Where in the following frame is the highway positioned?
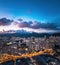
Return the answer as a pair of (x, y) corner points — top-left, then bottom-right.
(0, 49), (54, 64)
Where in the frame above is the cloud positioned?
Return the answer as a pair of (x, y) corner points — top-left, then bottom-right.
(0, 18), (60, 31)
(15, 19), (58, 30)
(0, 18), (13, 26)
(31, 22), (57, 30)
(18, 21), (30, 28)
(30, 21), (41, 29)
(18, 18), (23, 21)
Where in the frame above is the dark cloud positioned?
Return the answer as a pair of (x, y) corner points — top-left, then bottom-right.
(42, 23), (57, 30)
(0, 18), (13, 25)
(30, 21), (40, 29)
(17, 19), (58, 30)
(30, 22), (57, 30)
(0, 18), (59, 30)
(18, 18), (23, 21)
(18, 21), (30, 28)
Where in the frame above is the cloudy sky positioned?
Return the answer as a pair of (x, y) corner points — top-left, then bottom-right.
(0, 0), (60, 33)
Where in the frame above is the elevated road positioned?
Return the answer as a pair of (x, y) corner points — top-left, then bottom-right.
(0, 49), (54, 64)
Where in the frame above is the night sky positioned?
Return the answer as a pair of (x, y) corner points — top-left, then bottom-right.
(0, 0), (60, 33)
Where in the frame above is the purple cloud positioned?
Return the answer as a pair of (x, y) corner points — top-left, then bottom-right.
(0, 18), (13, 25)
(18, 21), (30, 28)
(0, 18), (59, 30)
(17, 19), (58, 30)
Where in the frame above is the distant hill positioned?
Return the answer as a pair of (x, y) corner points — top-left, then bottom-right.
(0, 31), (60, 37)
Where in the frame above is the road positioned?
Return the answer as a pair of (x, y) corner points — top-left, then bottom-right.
(0, 49), (54, 64)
